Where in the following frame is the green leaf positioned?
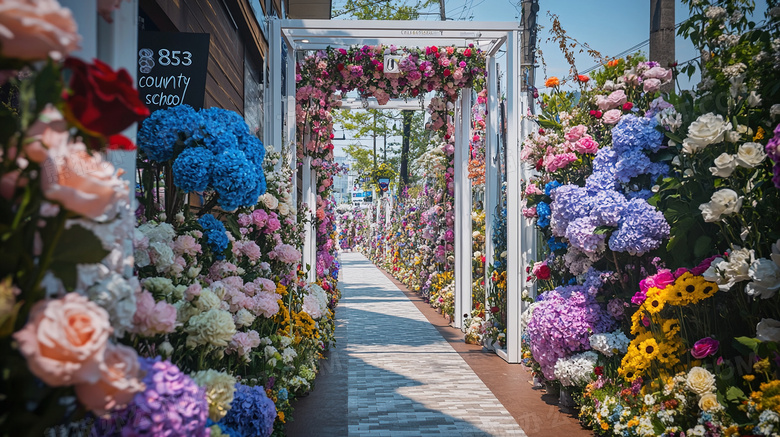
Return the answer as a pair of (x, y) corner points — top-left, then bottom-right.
(733, 336), (761, 355)
(225, 214), (240, 236)
(664, 131), (684, 144)
(593, 225), (614, 235)
(693, 235), (713, 259)
(725, 386), (746, 403)
(49, 225), (109, 290)
(538, 118), (562, 130)
(33, 61), (62, 114)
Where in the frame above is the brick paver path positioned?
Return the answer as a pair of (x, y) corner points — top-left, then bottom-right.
(337, 252), (526, 436)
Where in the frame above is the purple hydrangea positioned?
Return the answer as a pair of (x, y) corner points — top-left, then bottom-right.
(614, 149), (654, 183)
(585, 171), (618, 194)
(565, 216), (606, 254)
(218, 383), (277, 437)
(592, 147), (618, 175)
(583, 268), (612, 296)
(611, 115), (664, 154)
(550, 185), (592, 237)
(527, 286), (616, 380)
(91, 357), (210, 437)
(608, 198), (670, 255)
(590, 189), (627, 227)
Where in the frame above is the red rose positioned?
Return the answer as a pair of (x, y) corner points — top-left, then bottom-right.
(594, 366), (603, 376)
(490, 306), (500, 313)
(63, 58), (149, 138)
(444, 69), (451, 77)
(622, 102), (634, 111)
(535, 264), (551, 280)
(107, 134), (136, 151)
(464, 48), (472, 57)
(337, 63), (344, 71)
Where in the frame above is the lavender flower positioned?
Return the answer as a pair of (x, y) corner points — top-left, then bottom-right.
(590, 189), (627, 227)
(565, 217), (606, 254)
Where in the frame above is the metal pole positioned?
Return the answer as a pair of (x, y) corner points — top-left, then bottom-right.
(650, 0), (675, 92)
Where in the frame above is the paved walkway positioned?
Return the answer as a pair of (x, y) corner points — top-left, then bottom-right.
(288, 252), (527, 436)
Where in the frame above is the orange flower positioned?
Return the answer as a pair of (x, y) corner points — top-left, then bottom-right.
(577, 74), (590, 83)
(544, 76), (560, 87)
(607, 59), (620, 68)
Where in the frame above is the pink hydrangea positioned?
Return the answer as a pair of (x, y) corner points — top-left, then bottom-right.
(132, 290), (177, 336)
(227, 330), (261, 360)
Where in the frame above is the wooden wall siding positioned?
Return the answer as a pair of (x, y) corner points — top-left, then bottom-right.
(152, 0), (245, 114)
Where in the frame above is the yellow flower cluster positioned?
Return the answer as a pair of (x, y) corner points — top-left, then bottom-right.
(619, 273), (718, 380)
(276, 283), (288, 296)
(292, 310), (318, 343)
(274, 300), (291, 329)
(750, 380), (780, 414)
(493, 270), (507, 290)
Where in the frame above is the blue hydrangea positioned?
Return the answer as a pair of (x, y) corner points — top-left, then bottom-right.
(211, 149), (262, 211)
(585, 171), (618, 194)
(611, 115), (664, 154)
(544, 180), (562, 196)
(198, 214), (229, 258)
(138, 104), (201, 161)
(172, 147), (213, 192)
(536, 201), (551, 228)
(590, 189), (627, 227)
(625, 189), (654, 200)
(217, 383), (276, 437)
(547, 236), (567, 252)
(592, 147), (618, 175)
(608, 198), (670, 256)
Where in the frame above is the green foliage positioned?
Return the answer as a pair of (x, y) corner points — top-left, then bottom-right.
(333, 0), (437, 20)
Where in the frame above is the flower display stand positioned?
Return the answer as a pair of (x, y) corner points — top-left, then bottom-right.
(559, 388), (576, 408)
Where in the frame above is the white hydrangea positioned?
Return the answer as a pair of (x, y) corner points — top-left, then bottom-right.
(553, 351), (599, 387)
(589, 331), (630, 357)
(282, 347), (298, 364)
(302, 283), (329, 319)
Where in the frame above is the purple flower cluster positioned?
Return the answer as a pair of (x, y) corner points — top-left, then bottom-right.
(91, 358), (210, 437)
(590, 190), (627, 227)
(550, 185), (592, 237)
(217, 383), (276, 437)
(565, 217), (606, 254)
(527, 286), (616, 379)
(608, 198), (670, 255)
(611, 115), (664, 154)
(582, 267), (612, 296)
(766, 123), (780, 188)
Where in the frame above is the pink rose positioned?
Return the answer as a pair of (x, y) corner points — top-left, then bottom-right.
(74, 343), (142, 414)
(595, 95), (611, 111)
(574, 135), (599, 154)
(564, 125), (588, 142)
(0, 0), (80, 61)
(240, 240), (262, 262)
(605, 90), (627, 109)
(639, 269), (675, 294)
(41, 141), (125, 219)
(264, 214), (281, 233)
(251, 208), (268, 228)
(602, 109), (622, 125)
(522, 206), (538, 218)
(643, 78), (661, 94)
(23, 104), (68, 163)
(543, 153), (577, 172)
(13, 293), (112, 386)
(691, 337), (719, 359)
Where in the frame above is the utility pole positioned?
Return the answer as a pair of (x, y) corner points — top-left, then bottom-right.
(438, 0), (446, 21)
(372, 111), (377, 167)
(650, 0), (675, 92)
(521, 0), (539, 110)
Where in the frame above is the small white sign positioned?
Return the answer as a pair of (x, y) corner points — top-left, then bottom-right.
(384, 55), (402, 73)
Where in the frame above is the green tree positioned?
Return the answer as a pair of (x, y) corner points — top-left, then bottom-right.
(333, 0), (437, 20)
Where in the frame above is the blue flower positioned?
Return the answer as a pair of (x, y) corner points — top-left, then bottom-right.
(218, 383), (276, 437)
(611, 115), (664, 154)
(198, 214), (229, 258)
(544, 180), (562, 196)
(590, 189), (627, 227)
(211, 149), (264, 211)
(585, 171), (618, 194)
(536, 201), (551, 228)
(173, 147), (213, 192)
(547, 236), (567, 252)
(138, 105), (201, 162)
(565, 216), (606, 254)
(608, 198), (670, 256)
(550, 185), (592, 237)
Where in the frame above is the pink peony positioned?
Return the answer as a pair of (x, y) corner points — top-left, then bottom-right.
(173, 234), (201, 256)
(227, 330), (261, 359)
(0, 0), (81, 61)
(602, 109), (622, 125)
(643, 66), (672, 82)
(132, 290), (177, 336)
(273, 243), (301, 264)
(240, 240), (262, 262)
(74, 343), (142, 415)
(253, 293), (281, 318)
(13, 293), (111, 386)
(574, 135), (599, 154)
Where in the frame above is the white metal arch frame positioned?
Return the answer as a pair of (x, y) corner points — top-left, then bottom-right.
(267, 18), (530, 362)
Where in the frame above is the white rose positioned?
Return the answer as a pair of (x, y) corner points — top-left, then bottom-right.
(710, 153), (737, 177)
(682, 113), (732, 154)
(756, 318), (780, 342)
(745, 257), (780, 299)
(278, 203), (290, 216)
(736, 142), (766, 168)
(686, 366), (716, 395)
(698, 393), (721, 412)
(699, 189), (742, 222)
(263, 193), (279, 210)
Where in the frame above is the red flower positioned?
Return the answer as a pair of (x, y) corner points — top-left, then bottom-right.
(594, 366), (603, 376)
(622, 102), (634, 111)
(464, 48), (472, 57)
(443, 69), (451, 77)
(577, 74), (590, 83)
(538, 128), (545, 135)
(107, 134), (136, 151)
(411, 88), (419, 97)
(590, 110), (603, 119)
(535, 264), (551, 280)
(490, 306), (500, 313)
(376, 63), (384, 72)
(63, 58), (149, 138)
(535, 158), (544, 171)
(337, 63), (345, 71)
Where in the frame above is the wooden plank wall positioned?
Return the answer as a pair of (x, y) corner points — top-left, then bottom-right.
(148, 0), (245, 114)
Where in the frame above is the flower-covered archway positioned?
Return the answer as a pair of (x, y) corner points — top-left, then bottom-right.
(271, 19), (530, 356)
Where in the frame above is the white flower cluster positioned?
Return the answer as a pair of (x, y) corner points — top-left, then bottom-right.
(302, 283), (329, 319)
(589, 331), (630, 357)
(553, 351), (598, 387)
(682, 113), (732, 154)
(709, 142), (766, 178)
(703, 243), (780, 299)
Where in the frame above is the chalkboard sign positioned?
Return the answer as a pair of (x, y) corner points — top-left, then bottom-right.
(137, 31), (210, 112)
